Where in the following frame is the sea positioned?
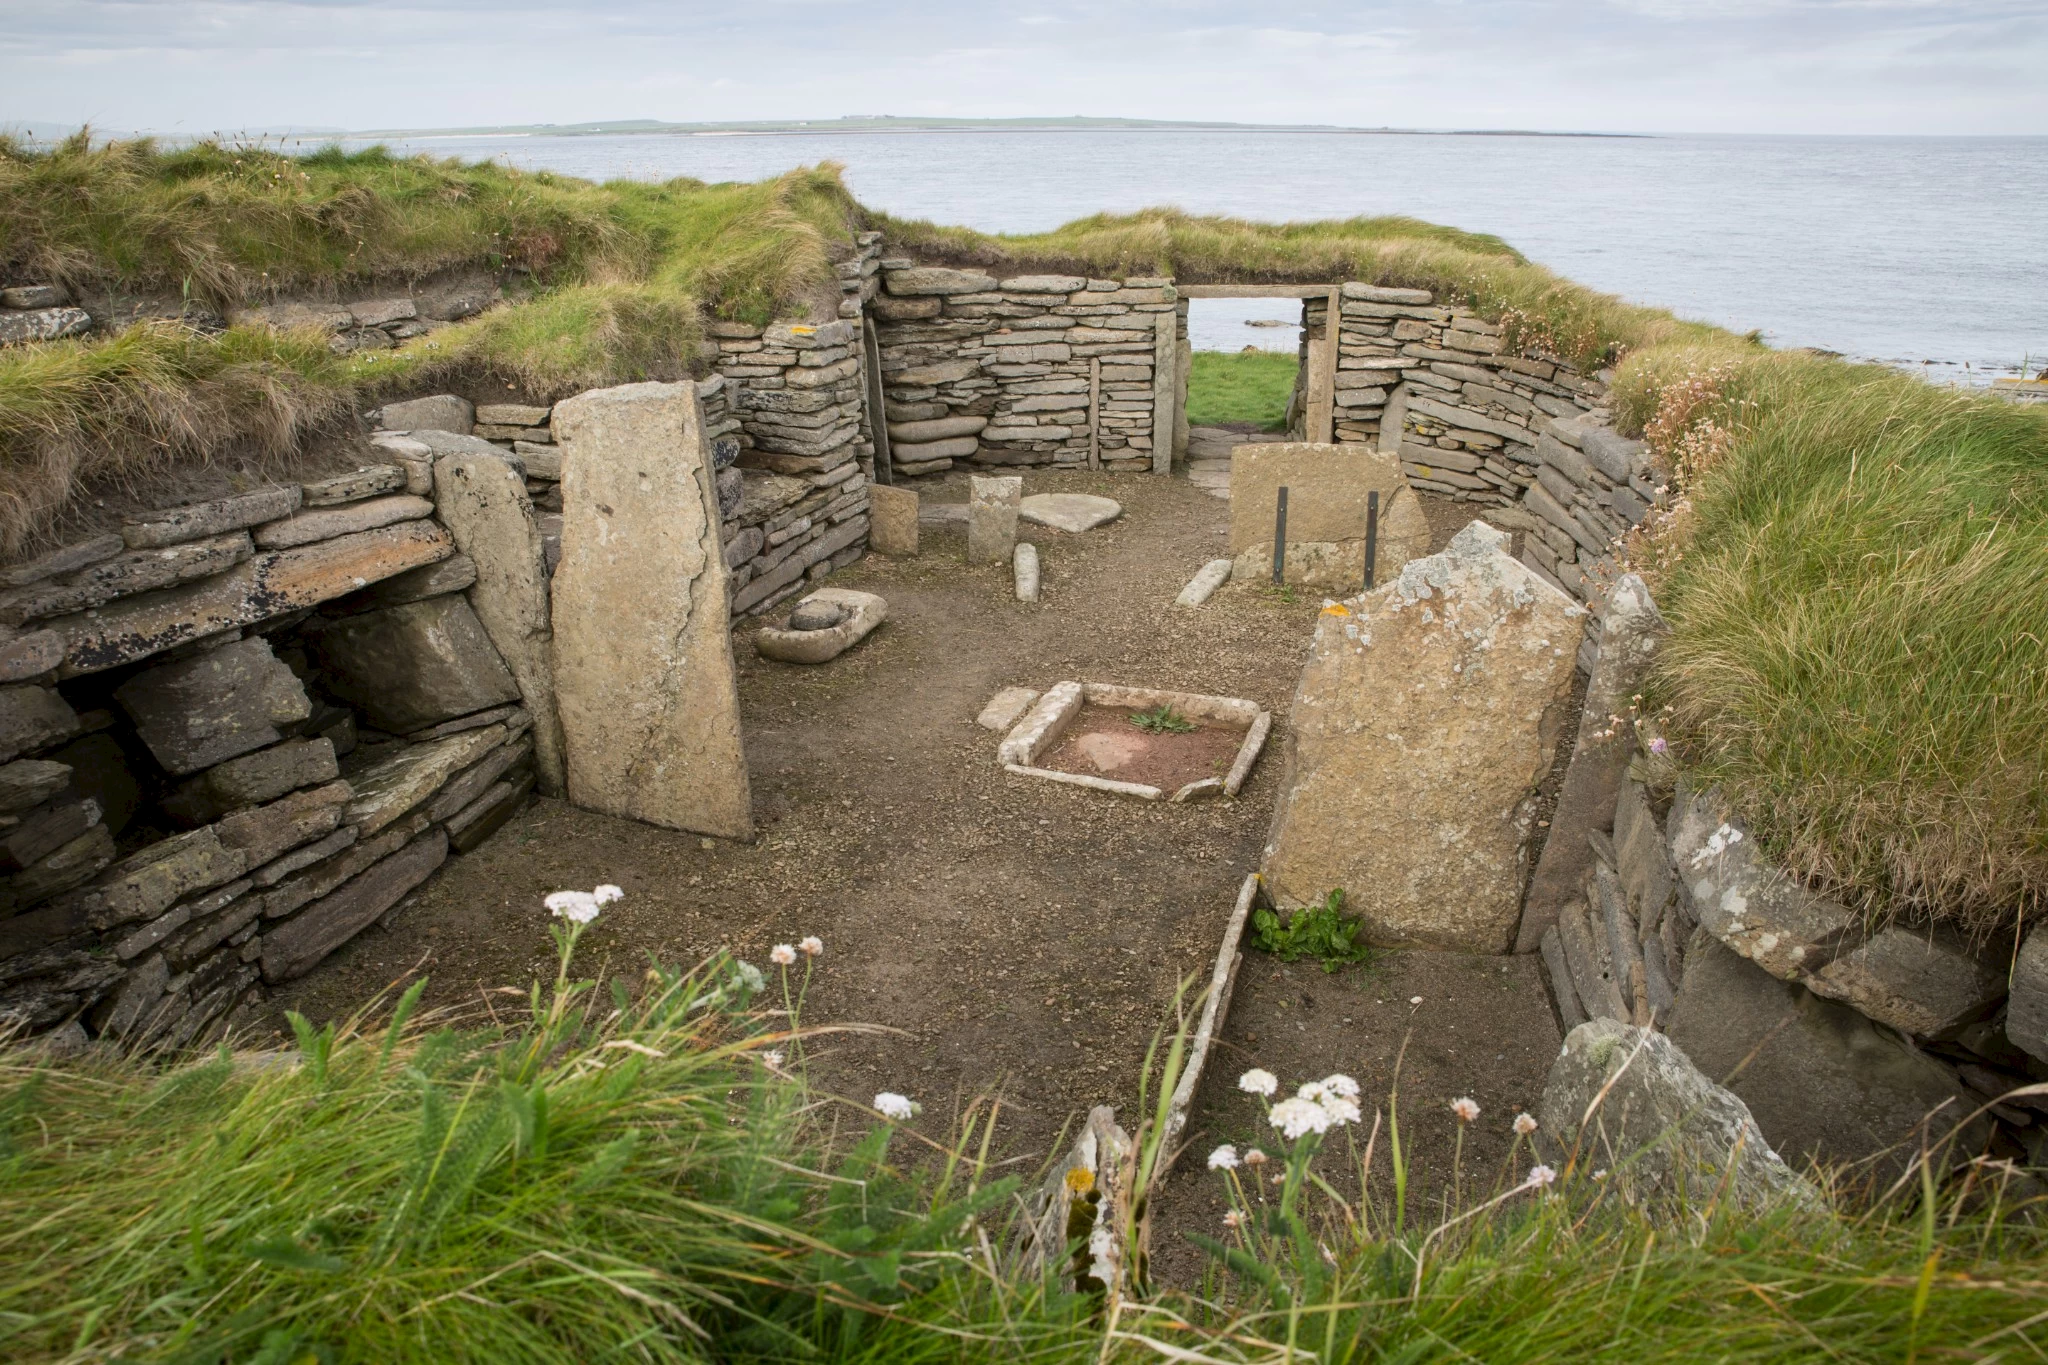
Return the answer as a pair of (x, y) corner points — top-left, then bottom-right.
(297, 129), (2048, 380)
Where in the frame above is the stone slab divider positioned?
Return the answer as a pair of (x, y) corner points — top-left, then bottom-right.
(1158, 872), (1260, 1169)
(550, 381), (752, 839)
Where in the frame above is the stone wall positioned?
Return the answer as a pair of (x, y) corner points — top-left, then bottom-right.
(871, 268), (1181, 474)
(0, 441), (548, 1050)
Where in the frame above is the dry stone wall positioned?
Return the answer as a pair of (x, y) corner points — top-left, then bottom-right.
(0, 441), (549, 1050)
(872, 268), (1180, 474)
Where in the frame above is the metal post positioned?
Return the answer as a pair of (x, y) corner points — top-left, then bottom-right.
(1272, 486), (1289, 585)
(1364, 489), (1379, 591)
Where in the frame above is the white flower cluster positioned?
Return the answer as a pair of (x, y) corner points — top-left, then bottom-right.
(545, 884), (624, 924)
(1241, 1069), (1362, 1141)
(874, 1091), (919, 1121)
(769, 936), (826, 966)
(1690, 822), (1744, 869)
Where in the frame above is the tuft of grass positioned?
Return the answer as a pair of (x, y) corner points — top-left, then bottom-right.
(1185, 350), (1298, 430)
(1614, 347), (2048, 934)
(1128, 703), (1198, 734)
(1250, 890), (1377, 973)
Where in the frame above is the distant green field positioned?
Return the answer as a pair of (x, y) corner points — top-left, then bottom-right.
(1186, 349), (1298, 429)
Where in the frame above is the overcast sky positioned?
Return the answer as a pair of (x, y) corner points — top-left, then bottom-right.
(4, 0), (2044, 137)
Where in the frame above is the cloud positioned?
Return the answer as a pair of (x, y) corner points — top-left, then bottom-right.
(0, 0), (2041, 134)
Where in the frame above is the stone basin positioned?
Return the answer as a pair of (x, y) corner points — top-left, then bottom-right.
(754, 588), (887, 664)
(995, 681), (1271, 803)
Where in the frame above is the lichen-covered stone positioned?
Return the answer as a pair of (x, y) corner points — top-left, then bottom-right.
(88, 827), (247, 929)
(1806, 926), (2006, 1037)
(163, 737), (339, 825)
(121, 487), (301, 551)
(1541, 1017), (1817, 1210)
(1666, 786), (1859, 981)
(1261, 522), (1582, 951)
(114, 637), (310, 775)
(254, 494), (434, 550)
(260, 828), (448, 982)
(967, 475), (1022, 566)
(343, 727), (506, 836)
(868, 484), (918, 556)
(376, 394), (474, 434)
(1227, 443), (1429, 591)
(551, 382), (751, 838)
(0, 685), (80, 763)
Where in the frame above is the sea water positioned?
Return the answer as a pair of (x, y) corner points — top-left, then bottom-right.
(306, 129), (2047, 379)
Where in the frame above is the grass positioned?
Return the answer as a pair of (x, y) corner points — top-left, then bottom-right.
(2, 924), (2043, 1362)
(1612, 345), (2048, 934)
(1185, 350), (1298, 430)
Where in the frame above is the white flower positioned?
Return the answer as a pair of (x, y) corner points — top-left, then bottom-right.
(1527, 1164), (1557, 1188)
(1514, 1112), (1538, 1136)
(1223, 1209), (1244, 1230)
(735, 961), (765, 992)
(1451, 1097), (1480, 1124)
(1269, 1096), (1333, 1141)
(1238, 1068), (1278, 1097)
(1318, 1074), (1360, 1099)
(1243, 1148), (1269, 1166)
(1296, 1080), (1361, 1128)
(798, 936), (824, 957)
(874, 1092), (919, 1121)
(593, 884), (625, 905)
(761, 1050), (785, 1069)
(545, 890), (600, 924)
(769, 943), (797, 966)
(1207, 1144), (1239, 1171)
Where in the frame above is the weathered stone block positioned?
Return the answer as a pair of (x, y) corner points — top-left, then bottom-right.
(114, 637), (310, 774)
(254, 494), (434, 550)
(0, 628), (65, 681)
(0, 534), (124, 589)
(91, 827), (247, 928)
(476, 403), (550, 427)
(0, 799), (101, 872)
(1668, 933), (1985, 1176)
(260, 828), (447, 982)
(1667, 787), (1859, 981)
(54, 521), (456, 676)
(2009, 928), (2048, 1064)
(1260, 523), (1583, 951)
(308, 594), (520, 734)
(121, 487), (300, 551)
(886, 268), (998, 296)
(868, 484), (918, 556)
(0, 307), (91, 344)
(343, 726), (506, 836)
(347, 552), (477, 608)
(1515, 576), (1666, 952)
(376, 394), (474, 434)
(966, 476), (1022, 566)
(1541, 1017), (1816, 1209)
(0, 533), (253, 624)
(301, 465), (408, 507)
(551, 382), (751, 838)
(0, 757), (72, 813)
(0, 824), (113, 916)
(1808, 927), (2006, 1038)
(1226, 443), (1429, 592)
(430, 448), (566, 795)
(446, 772), (534, 852)
(214, 779), (351, 869)
(0, 685), (80, 763)
(163, 737), (339, 825)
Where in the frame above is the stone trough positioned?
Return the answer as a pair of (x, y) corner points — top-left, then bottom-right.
(753, 588), (887, 664)
(997, 681), (1270, 803)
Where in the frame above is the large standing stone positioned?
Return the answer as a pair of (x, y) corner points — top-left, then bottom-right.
(967, 476), (1023, 566)
(114, 638), (310, 775)
(868, 484), (919, 556)
(1668, 933), (1986, 1178)
(1515, 575), (1667, 952)
(431, 449), (568, 795)
(260, 828), (448, 982)
(1227, 443), (1429, 592)
(1540, 1017), (1818, 1210)
(1261, 523), (1583, 951)
(550, 382), (751, 838)
(308, 594), (520, 734)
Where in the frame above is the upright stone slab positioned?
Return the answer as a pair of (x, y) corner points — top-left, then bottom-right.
(1261, 522), (1583, 951)
(1514, 575), (1667, 952)
(1227, 443), (1430, 592)
(966, 476), (1022, 566)
(431, 449), (568, 796)
(550, 382), (751, 838)
(868, 484), (919, 556)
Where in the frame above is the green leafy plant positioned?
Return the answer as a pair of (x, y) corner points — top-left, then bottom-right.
(1129, 703), (1197, 734)
(1249, 889), (1376, 972)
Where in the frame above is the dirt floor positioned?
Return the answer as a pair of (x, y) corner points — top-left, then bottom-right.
(268, 462), (1567, 1282)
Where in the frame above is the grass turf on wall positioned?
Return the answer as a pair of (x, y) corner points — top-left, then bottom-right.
(1184, 350), (1298, 430)
(2, 136), (2044, 932)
